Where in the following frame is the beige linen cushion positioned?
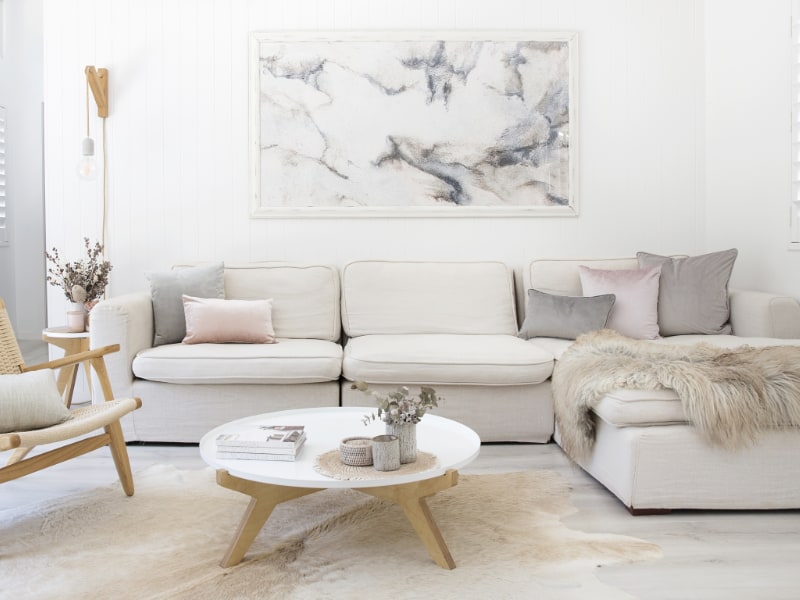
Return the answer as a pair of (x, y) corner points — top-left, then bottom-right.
(341, 260), (518, 337)
(0, 370), (71, 433)
(342, 334), (554, 385)
(182, 296), (276, 344)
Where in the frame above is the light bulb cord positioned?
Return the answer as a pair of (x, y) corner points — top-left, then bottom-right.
(85, 79), (91, 138)
(102, 116), (107, 256)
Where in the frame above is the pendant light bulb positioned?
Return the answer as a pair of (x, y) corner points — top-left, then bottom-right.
(77, 136), (97, 181)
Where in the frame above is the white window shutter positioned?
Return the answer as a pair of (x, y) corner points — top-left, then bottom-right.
(0, 106), (7, 245)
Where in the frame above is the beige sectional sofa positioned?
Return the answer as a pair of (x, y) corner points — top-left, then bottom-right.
(90, 256), (800, 512)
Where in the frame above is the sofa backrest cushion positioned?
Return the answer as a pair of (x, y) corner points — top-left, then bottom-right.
(175, 262), (341, 341)
(342, 260), (518, 337)
(524, 258), (640, 297)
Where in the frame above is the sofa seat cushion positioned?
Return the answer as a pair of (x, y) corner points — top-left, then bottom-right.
(657, 334), (800, 349)
(526, 337), (574, 360)
(593, 388), (687, 427)
(132, 339), (343, 384)
(343, 334), (553, 385)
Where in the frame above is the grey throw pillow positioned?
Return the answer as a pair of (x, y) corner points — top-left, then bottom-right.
(0, 370), (71, 433)
(636, 249), (737, 336)
(518, 288), (616, 340)
(149, 262), (225, 346)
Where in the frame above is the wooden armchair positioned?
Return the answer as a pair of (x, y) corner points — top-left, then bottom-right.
(0, 298), (142, 495)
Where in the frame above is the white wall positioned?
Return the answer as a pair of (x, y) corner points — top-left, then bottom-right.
(36, 0), (800, 324)
(38, 0), (707, 320)
(0, 0), (45, 339)
(704, 0), (800, 298)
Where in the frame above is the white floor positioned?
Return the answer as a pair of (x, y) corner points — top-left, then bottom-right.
(4, 342), (800, 599)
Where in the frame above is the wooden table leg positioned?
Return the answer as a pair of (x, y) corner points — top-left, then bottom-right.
(215, 470), (319, 568)
(214, 469), (459, 570)
(359, 469), (459, 569)
(57, 364), (79, 408)
(43, 333), (90, 407)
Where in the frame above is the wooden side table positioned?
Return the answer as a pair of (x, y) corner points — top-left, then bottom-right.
(41, 327), (92, 407)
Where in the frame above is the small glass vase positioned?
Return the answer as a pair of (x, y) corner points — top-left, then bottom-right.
(385, 422), (417, 464)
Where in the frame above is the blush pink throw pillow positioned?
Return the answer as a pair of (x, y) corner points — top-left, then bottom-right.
(182, 296), (276, 344)
(578, 265), (662, 339)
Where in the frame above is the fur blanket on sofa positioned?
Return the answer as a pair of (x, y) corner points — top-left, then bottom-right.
(552, 329), (800, 460)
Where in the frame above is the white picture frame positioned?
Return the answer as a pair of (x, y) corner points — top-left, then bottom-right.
(249, 30), (579, 218)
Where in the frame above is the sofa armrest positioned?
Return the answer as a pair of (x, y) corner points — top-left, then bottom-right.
(88, 291), (154, 398)
(729, 289), (800, 338)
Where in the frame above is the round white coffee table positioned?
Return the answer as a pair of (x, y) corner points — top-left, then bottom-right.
(200, 407), (480, 569)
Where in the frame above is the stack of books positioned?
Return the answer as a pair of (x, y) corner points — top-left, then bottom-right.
(215, 424), (306, 461)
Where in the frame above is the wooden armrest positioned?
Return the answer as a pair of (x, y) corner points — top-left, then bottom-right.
(0, 433), (22, 451)
(22, 344), (121, 373)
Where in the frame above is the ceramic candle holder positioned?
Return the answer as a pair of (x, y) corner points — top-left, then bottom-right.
(371, 434), (400, 471)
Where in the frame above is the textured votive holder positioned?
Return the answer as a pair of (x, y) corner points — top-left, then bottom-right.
(339, 437), (373, 466)
(372, 434), (401, 472)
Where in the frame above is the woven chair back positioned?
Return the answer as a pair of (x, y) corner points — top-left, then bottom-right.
(0, 298), (25, 374)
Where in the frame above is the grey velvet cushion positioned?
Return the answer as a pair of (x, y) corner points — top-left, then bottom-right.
(636, 249), (737, 336)
(149, 262), (225, 346)
(518, 288), (616, 340)
(0, 370), (71, 433)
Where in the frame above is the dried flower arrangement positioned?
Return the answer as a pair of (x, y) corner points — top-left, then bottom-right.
(46, 238), (112, 304)
(352, 381), (442, 426)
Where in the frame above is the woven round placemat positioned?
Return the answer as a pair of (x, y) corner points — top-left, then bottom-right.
(314, 449), (438, 480)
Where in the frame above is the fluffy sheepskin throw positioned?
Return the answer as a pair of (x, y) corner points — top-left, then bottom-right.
(552, 329), (800, 460)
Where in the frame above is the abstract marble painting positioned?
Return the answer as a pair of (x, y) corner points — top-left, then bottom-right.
(250, 32), (578, 217)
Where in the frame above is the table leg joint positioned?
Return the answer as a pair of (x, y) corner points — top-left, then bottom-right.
(358, 469), (459, 569)
(216, 469), (320, 568)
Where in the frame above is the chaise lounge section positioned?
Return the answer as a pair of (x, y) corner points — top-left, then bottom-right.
(522, 256), (800, 511)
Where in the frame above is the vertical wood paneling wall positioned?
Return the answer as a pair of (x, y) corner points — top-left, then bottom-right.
(42, 0), (703, 314)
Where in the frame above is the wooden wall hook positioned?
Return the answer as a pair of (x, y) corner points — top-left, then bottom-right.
(85, 66), (109, 118)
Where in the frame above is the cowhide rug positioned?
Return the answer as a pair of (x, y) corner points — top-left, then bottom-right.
(0, 464), (661, 599)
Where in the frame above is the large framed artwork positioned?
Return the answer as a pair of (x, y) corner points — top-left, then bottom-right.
(250, 31), (579, 218)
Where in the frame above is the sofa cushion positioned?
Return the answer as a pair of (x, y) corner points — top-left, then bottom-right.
(149, 262), (225, 346)
(220, 263), (341, 341)
(182, 296), (276, 344)
(525, 257), (641, 297)
(593, 388), (688, 427)
(637, 249), (738, 336)
(342, 334), (553, 385)
(525, 337), (574, 360)
(132, 339), (342, 384)
(578, 265), (662, 339)
(342, 261), (518, 337)
(519, 288), (616, 340)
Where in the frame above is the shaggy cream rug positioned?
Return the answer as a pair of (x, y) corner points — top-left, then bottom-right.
(1, 465), (661, 600)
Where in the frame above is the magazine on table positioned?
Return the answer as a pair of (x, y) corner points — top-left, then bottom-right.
(216, 432), (306, 461)
(215, 447), (304, 461)
(216, 425), (306, 450)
